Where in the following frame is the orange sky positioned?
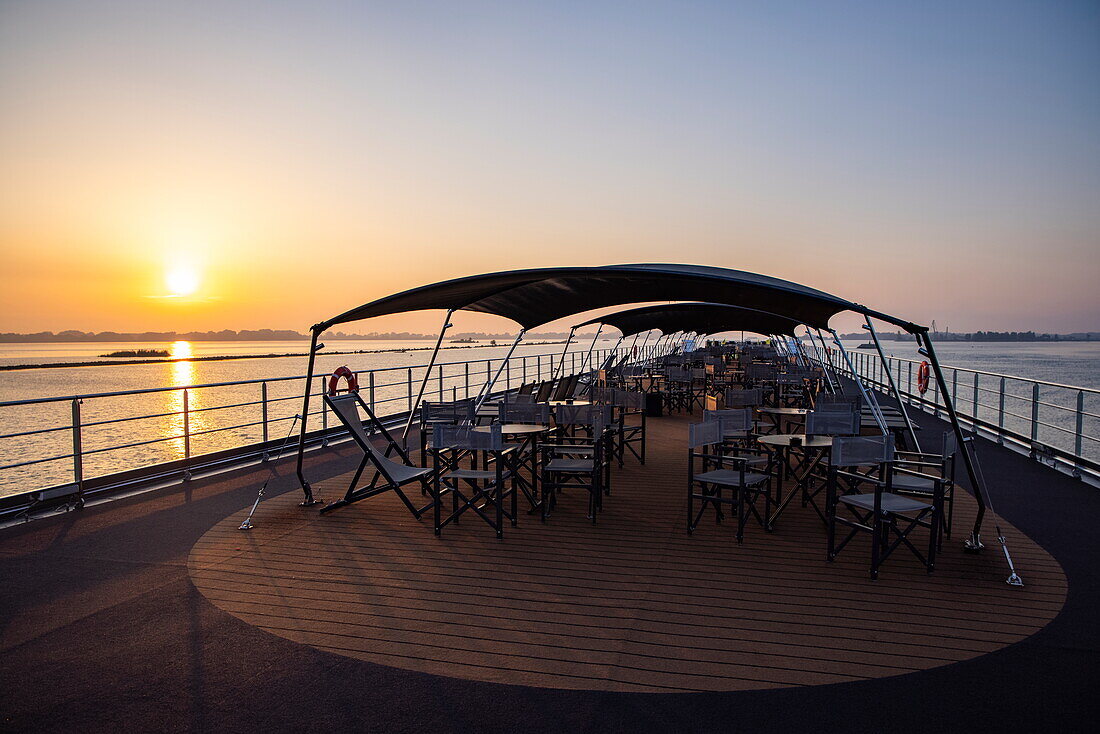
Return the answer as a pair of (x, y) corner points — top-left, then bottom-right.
(2, 1), (1098, 336)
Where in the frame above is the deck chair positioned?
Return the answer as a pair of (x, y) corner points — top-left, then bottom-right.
(815, 393), (863, 411)
(826, 435), (942, 579)
(321, 393), (435, 517)
(541, 405), (613, 523)
(806, 409), (860, 437)
(891, 430), (958, 540)
(611, 389), (647, 466)
(430, 424), (516, 539)
(418, 399), (476, 460)
(534, 380), (555, 403)
(724, 387), (763, 408)
(687, 419), (772, 543)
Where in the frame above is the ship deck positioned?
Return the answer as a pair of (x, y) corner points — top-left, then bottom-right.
(2, 399), (1098, 732)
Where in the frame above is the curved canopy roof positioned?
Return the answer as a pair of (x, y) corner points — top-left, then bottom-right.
(317, 263), (923, 333)
(572, 302), (802, 337)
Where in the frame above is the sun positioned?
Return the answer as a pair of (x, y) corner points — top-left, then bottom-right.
(165, 265), (201, 297)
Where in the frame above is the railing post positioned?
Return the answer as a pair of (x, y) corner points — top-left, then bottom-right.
(438, 365), (444, 401)
(522, 355), (527, 385)
(1030, 382), (1040, 455)
(407, 368), (414, 412)
(261, 381), (270, 460)
(907, 361), (913, 405)
(951, 369), (958, 416)
(997, 377), (1005, 445)
(1074, 390), (1084, 479)
(464, 362), (469, 400)
(183, 388), (191, 480)
(369, 371), (376, 412)
(506, 358), (511, 391)
(972, 372), (980, 429)
(71, 398), (84, 497)
(320, 377), (329, 446)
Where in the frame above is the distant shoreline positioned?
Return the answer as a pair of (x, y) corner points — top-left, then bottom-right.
(0, 341), (569, 372)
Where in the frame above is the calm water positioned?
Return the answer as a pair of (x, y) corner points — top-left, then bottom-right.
(0, 339), (1097, 497)
(0, 338), (624, 496)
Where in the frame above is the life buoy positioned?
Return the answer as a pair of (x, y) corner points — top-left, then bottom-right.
(916, 361), (931, 395)
(328, 366), (359, 395)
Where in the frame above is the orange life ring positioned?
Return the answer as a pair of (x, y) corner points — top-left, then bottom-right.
(916, 361), (931, 395)
(328, 366), (359, 395)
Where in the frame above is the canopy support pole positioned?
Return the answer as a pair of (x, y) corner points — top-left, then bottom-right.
(294, 327), (324, 506)
(401, 309), (455, 448)
(802, 328), (836, 394)
(829, 329), (888, 435)
(917, 331), (989, 553)
(637, 331), (653, 365)
(578, 324), (604, 374)
(474, 329), (527, 413)
(815, 328), (844, 394)
(554, 327), (577, 381)
(864, 317), (921, 452)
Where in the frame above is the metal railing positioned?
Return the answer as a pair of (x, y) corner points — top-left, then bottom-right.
(817, 346), (1100, 481)
(0, 344), (658, 513)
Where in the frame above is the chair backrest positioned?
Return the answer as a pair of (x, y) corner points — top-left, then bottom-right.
(611, 389), (645, 411)
(725, 387), (763, 407)
(556, 404), (611, 432)
(806, 409), (860, 436)
(688, 420), (724, 449)
(534, 380), (555, 403)
(831, 435), (895, 467)
(704, 408), (753, 434)
(506, 393), (536, 405)
(327, 393), (375, 449)
(690, 368), (707, 382)
(941, 430), (958, 458)
(746, 364), (776, 381)
(550, 376), (573, 401)
(420, 400), (475, 426)
(326, 394), (415, 479)
(499, 402), (550, 424)
(432, 424), (503, 451)
(816, 393), (863, 411)
(517, 382), (536, 395)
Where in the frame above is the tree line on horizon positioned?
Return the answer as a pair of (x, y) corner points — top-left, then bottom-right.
(0, 328), (581, 343)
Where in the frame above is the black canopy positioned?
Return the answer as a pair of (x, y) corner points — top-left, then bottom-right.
(572, 302), (801, 337)
(317, 263), (923, 333)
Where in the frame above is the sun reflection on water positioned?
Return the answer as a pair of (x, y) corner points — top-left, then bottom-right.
(165, 341), (209, 457)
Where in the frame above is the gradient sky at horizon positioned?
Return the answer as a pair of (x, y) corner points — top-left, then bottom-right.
(1, 0), (1098, 337)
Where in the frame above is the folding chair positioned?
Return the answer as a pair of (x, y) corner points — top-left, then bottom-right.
(430, 424), (517, 539)
(815, 393), (863, 412)
(541, 405), (613, 523)
(724, 387), (763, 408)
(419, 399), (476, 461)
(534, 380), (555, 403)
(891, 430), (958, 540)
(826, 435), (942, 579)
(611, 389), (647, 466)
(321, 393), (435, 517)
(687, 419), (772, 543)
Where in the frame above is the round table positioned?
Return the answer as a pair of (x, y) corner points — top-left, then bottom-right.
(473, 424), (552, 511)
(756, 434), (834, 525)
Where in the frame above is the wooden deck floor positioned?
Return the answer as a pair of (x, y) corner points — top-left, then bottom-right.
(189, 414), (1067, 693)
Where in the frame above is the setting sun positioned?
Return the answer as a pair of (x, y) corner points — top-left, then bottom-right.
(165, 265), (200, 297)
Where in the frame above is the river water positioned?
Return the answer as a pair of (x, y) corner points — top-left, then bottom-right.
(0, 338), (1096, 497)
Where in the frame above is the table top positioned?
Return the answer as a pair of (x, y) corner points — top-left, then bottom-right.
(756, 433), (834, 449)
(758, 407), (810, 415)
(473, 423), (550, 435)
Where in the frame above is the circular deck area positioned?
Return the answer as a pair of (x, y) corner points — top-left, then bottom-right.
(189, 417), (1066, 693)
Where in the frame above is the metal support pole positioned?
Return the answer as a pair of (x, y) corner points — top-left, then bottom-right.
(578, 324), (604, 374)
(864, 318), (921, 452)
(182, 388), (191, 480)
(402, 310), (455, 444)
(815, 329), (843, 394)
(918, 332), (987, 551)
(554, 327), (577, 381)
(997, 377), (1005, 445)
(71, 398), (84, 503)
(261, 382), (270, 460)
(294, 327), (323, 505)
(1030, 383), (1040, 447)
(474, 330), (526, 412)
(829, 329), (888, 435)
(369, 371), (376, 411)
(1074, 390), (1084, 479)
